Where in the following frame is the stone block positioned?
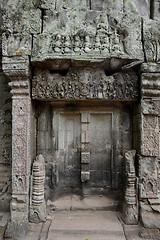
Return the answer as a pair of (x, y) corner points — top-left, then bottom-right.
(2, 33), (32, 58)
(122, 203), (138, 225)
(2, 4), (41, 34)
(154, 1), (160, 19)
(141, 129), (159, 156)
(81, 164), (89, 172)
(141, 63), (160, 73)
(143, 19), (160, 63)
(81, 171), (90, 183)
(140, 201), (152, 213)
(121, 112), (131, 131)
(133, 114), (141, 132)
(141, 99), (160, 115)
(139, 157), (158, 199)
(141, 211), (160, 229)
(36, 0), (56, 10)
(81, 112), (90, 123)
(81, 152), (90, 164)
(140, 227), (160, 239)
(122, 132), (132, 151)
(148, 196), (160, 205)
(81, 131), (90, 143)
(133, 133), (140, 153)
(90, 0), (106, 11)
(141, 115), (159, 157)
(141, 73), (160, 98)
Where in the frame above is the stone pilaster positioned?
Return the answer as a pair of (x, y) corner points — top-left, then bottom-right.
(139, 63), (160, 230)
(2, 59), (33, 237)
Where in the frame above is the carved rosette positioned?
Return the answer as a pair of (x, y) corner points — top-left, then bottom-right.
(2, 60), (32, 223)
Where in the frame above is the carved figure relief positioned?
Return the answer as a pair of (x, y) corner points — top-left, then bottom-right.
(32, 69), (139, 100)
(47, 30), (123, 56)
(144, 20), (160, 63)
(140, 178), (158, 199)
(32, 13), (132, 60)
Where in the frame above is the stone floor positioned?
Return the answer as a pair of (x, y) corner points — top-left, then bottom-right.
(0, 212), (10, 240)
(46, 193), (119, 212)
(0, 195), (154, 240)
(0, 210), (149, 240)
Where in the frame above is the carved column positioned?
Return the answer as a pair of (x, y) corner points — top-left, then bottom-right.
(2, 60), (33, 234)
(122, 150), (138, 224)
(139, 63), (160, 228)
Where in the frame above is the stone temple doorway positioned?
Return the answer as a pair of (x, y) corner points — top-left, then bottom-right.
(36, 101), (133, 210)
(54, 110), (112, 189)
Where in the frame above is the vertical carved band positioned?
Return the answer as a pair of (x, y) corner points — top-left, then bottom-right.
(12, 96), (31, 195)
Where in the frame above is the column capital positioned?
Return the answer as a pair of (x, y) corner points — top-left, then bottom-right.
(2, 57), (30, 78)
(2, 58), (31, 96)
(141, 73), (160, 98)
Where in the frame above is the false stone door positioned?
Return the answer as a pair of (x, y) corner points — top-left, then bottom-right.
(55, 113), (81, 188)
(89, 113), (112, 187)
(54, 110), (113, 190)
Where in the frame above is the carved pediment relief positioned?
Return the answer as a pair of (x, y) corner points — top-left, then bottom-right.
(3, 0), (156, 65)
(32, 12), (143, 62)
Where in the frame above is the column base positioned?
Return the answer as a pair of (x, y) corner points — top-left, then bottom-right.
(5, 221), (29, 239)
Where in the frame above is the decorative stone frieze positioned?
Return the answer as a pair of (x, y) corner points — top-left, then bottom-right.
(32, 69), (139, 101)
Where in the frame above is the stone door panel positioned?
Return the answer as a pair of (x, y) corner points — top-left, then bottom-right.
(54, 111), (113, 189)
(90, 113), (112, 187)
(56, 113), (81, 188)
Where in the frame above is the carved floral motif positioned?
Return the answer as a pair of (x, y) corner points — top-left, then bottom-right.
(12, 98), (30, 194)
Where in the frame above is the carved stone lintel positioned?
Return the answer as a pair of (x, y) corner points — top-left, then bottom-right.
(122, 150), (138, 225)
(32, 69), (139, 100)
